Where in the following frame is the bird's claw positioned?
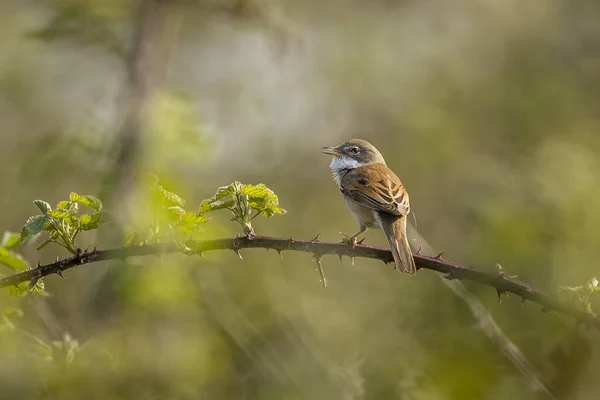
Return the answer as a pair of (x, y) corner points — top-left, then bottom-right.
(340, 232), (358, 248)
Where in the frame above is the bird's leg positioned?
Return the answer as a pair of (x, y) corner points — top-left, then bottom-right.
(341, 226), (367, 248)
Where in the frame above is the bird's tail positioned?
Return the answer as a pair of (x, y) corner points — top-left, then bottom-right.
(378, 213), (416, 275)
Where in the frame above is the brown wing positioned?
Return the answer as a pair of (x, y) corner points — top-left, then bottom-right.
(340, 164), (410, 216)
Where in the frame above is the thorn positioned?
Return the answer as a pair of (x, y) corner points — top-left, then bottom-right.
(56, 256), (60, 262)
(496, 290), (509, 303)
(28, 278), (38, 289)
(198, 252), (205, 258)
(93, 246), (97, 252)
(356, 237), (365, 245)
(277, 250), (284, 260)
(434, 252), (444, 260)
(56, 270), (64, 279)
(337, 252), (343, 262)
(311, 233), (321, 243)
(416, 244), (422, 255)
(351, 257), (355, 266)
(521, 295), (526, 304)
(36, 261), (41, 268)
(233, 249), (243, 259)
(289, 236), (295, 243)
(266, 248), (269, 252)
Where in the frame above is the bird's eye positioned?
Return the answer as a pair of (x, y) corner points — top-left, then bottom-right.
(349, 147), (360, 155)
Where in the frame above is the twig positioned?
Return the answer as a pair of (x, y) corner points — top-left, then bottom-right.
(1, 235), (597, 331)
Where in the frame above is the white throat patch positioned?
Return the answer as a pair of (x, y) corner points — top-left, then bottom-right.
(329, 156), (361, 171)
(329, 156), (362, 185)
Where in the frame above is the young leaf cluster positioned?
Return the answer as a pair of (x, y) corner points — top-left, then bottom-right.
(125, 180), (286, 246)
(20, 193), (106, 255)
(199, 182), (286, 236)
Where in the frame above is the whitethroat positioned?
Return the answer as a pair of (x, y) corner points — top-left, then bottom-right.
(322, 139), (416, 274)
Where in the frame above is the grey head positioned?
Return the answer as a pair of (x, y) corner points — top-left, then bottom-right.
(321, 139), (387, 172)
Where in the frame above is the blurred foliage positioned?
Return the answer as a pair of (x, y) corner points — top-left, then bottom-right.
(28, 0), (132, 56)
(1, 0), (600, 398)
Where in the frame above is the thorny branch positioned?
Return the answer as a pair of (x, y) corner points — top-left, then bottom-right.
(1, 235), (598, 331)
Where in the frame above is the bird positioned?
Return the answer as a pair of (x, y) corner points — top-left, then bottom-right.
(322, 139), (416, 274)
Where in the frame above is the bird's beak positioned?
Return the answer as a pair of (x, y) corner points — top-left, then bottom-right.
(321, 146), (343, 156)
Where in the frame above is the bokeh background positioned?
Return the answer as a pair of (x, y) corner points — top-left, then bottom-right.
(1, 0), (600, 399)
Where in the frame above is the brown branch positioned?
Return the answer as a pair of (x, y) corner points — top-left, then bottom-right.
(1, 235), (597, 331)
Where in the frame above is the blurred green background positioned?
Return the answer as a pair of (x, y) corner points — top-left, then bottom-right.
(1, 0), (600, 399)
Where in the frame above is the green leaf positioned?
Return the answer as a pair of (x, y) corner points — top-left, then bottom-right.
(20, 215), (51, 242)
(248, 197), (286, 217)
(67, 215), (80, 228)
(49, 209), (73, 219)
(213, 184), (238, 200)
(69, 193), (103, 212)
(167, 206), (186, 221)
(155, 185), (185, 208)
(33, 200), (52, 214)
(56, 201), (78, 213)
(203, 182), (241, 204)
(199, 199), (235, 213)
(240, 184), (277, 202)
(1, 231), (21, 250)
(178, 212), (209, 226)
(79, 213), (106, 230)
(0, 247), (30, 272)
(56, 201), (70, 209)
(241, 183), (286, 217)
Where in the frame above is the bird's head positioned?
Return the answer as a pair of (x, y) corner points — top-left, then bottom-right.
(321, 139), (386, 171)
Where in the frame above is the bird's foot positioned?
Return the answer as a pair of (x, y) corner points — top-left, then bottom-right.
(340, 232), (363, 248)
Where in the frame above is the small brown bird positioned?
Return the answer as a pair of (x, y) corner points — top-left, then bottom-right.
(322, 139), (416, 274)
